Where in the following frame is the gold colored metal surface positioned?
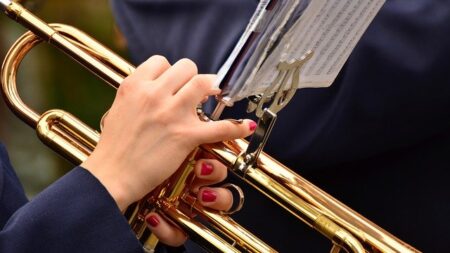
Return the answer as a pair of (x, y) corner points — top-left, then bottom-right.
(1, 2), (421, 253)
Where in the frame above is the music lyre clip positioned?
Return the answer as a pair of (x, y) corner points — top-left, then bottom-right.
(236, 50), (314, 173)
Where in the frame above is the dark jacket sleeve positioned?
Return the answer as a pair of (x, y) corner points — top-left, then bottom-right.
(0, 144), (143, 253)
(0, 144), (28, 227)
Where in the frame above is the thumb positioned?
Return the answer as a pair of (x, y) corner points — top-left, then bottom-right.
(195, 119), (256, 144)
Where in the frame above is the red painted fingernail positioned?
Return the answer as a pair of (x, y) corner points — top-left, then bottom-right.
(146, 215), (160, 227)
(249, 121), (257, 131)
(201, 163), (214, 176)
(202, 189), (217, 202)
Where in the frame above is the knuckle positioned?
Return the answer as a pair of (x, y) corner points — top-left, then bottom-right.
(178, 58), (198, 75)
(142, 87), (158, 102)
(118, 78), (136, 96)
(191, 75), (211, 91)
(149, 55), (170, 66)
(120, 77), (133, 88)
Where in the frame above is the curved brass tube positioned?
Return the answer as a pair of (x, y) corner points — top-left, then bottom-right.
(1, 1), (420, 253)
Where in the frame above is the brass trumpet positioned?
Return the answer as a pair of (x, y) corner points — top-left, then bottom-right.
(1, 1), (420, 252)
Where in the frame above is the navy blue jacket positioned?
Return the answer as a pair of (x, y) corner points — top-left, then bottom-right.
(111, 0), (450, 252)
(0, 143), (144, 252)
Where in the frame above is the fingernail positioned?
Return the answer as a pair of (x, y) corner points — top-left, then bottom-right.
(146, 215), (160, 227)
(202, 189), (217, 202)
(201, 162), (214, 175)
(249, 121), (257, 131)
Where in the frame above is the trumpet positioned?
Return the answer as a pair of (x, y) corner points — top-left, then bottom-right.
(1, 1), (420, 252)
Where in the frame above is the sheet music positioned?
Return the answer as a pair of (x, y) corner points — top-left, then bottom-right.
(217, 0), (385, 103)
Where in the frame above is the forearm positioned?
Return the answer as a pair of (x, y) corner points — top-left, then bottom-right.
(0, 167), (142, 253)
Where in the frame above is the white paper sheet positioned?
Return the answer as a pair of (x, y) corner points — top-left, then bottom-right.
(218, 0), (385, 103)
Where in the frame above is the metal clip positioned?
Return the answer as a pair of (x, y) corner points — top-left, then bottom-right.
(233, 109), (277, 175)
(247, 50), (313, 118)
(235, 51), (313, 175)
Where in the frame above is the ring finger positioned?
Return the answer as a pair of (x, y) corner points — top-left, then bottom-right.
(197, 187), (233, 211)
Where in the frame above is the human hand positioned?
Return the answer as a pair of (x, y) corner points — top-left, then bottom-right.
(81, 56), (255, 210)
(144, 158), (235, 247)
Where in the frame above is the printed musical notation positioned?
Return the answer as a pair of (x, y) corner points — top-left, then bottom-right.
(217, 0), (385, 104)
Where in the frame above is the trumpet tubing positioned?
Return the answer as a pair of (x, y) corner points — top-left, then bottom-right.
(1, 1), (420, 252)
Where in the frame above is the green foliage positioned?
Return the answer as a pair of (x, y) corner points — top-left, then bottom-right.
(0, 0), (130, 196)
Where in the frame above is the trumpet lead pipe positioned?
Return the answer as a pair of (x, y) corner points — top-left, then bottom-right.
(3, 1), (125, 87)
(0, 0), (11, 10)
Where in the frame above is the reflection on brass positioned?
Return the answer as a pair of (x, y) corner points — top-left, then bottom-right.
(1, 1), (420, 252)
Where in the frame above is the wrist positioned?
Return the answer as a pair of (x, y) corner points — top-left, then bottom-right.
(81, 154), (133, 211)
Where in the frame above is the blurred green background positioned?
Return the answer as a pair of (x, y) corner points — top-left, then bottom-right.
(0, 0), (129, 197)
